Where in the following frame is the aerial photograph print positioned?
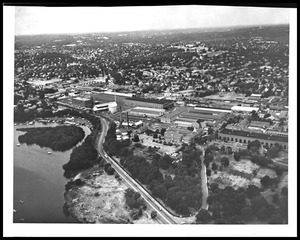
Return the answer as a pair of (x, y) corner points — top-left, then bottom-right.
(3, 3), (297, 238)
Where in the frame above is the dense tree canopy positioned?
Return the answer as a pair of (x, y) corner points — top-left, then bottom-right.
(124, 188), (147, 220)
(63, 135), (98, 173)
(221, 157), (230, 167)
(233, 152), (241, 161)
(196, 209), (211, 223)
(159, 154), (173, 170)
(18, 126), (85, 151)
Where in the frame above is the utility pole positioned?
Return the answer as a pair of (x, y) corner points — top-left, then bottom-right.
(286, 78), (289, 106)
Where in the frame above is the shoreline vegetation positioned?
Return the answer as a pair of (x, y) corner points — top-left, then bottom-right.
(14, 107), (103, 178)
(17, 126), (85, 152)
(15, 108), (105, 223)
(55, 109), (103, 178)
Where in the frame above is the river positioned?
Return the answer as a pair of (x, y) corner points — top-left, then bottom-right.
(13, 121), (91, 223)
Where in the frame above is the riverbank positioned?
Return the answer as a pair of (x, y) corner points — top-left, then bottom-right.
(63, 165), (159, 224)
(14, 120), (92, 223)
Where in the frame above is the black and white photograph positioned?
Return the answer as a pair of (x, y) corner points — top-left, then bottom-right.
(3, 3), (297, 237)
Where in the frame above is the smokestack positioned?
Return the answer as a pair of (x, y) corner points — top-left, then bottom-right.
(127, 111), (129, 129)
(119, 106), (122, 124)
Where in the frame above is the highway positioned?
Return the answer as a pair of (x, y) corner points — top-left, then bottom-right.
(97, 117), (179, 224)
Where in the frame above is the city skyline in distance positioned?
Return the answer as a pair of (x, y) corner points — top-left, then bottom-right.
(15, 5), (290, 36)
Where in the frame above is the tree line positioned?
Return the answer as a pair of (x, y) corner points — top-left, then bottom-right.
(53, 109), (103, 177)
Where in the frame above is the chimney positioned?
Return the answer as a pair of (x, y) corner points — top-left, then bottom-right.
(127, 111), (129, 129)
(119, 106), (122, 124)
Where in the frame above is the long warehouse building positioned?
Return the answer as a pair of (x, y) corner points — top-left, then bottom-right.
(91, 91), (134, 106)
(124, 97), (174, 109)
(218, 128), (288, 150)
(178, 109), (229, 122)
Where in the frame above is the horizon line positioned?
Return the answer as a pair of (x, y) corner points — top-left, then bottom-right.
(15, 23), (289, 37)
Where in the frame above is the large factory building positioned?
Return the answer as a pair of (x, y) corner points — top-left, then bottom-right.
(91, 91), (134, 106)
(218, 128), (288, 150)
(124, 97), (174, 110)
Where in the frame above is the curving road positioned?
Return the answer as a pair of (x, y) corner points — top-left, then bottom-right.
(97, 117), (179, 224)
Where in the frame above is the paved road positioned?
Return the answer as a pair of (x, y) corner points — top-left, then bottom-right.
(198, 146), (209, 210)
(200, 161), (209, 210)
(97, 117), (179, 224)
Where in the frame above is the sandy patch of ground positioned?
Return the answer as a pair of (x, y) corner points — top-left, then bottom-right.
(256, 168), (277, 179)
(231, 159), (259, 175)
(209, 171), (254, 189)
(209, 159), (261, 189)
(65, 169), (131, 223)
(64, 167), (158, 224)
(133, 214), (158, 224)
(278, 172), (288, 189)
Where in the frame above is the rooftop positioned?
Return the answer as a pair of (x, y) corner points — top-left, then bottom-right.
(125, 97), (173, 105)
(129, 108), (164, 115)
(220, 128), (288, 142)
(204, 92), (246, 102)
(103, 91), (133, 97)
(179, 112), (224, 121)
(194, 106), (232, 113)
(73, 97), (91, 101)
(231, 106), (259, 112)
(161, 107), (189, 119)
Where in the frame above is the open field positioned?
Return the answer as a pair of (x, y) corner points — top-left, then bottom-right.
(64, 166), (158, 224)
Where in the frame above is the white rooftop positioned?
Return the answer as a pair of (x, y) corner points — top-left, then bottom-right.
(231, 106), (259, 112)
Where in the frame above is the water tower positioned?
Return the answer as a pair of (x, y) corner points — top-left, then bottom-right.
(108, 102), (118, 114)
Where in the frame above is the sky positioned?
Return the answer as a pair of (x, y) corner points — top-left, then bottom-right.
(14, 5), (290, 35)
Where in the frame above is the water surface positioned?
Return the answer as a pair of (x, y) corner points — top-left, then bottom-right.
(13, 122), (91, 223)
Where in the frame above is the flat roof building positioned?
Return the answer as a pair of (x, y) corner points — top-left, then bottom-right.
(160, 107), (189, 123)
(124, 97), (174, 110)
(91, 91), (133, 106)
(231, 106), (259, 113)
(93, 102), (118, 113)
(218, 128), (288, 150)
(178, 108), (228, 122)
(129, 107), (165, 118)
(194, 106), (232, 114)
